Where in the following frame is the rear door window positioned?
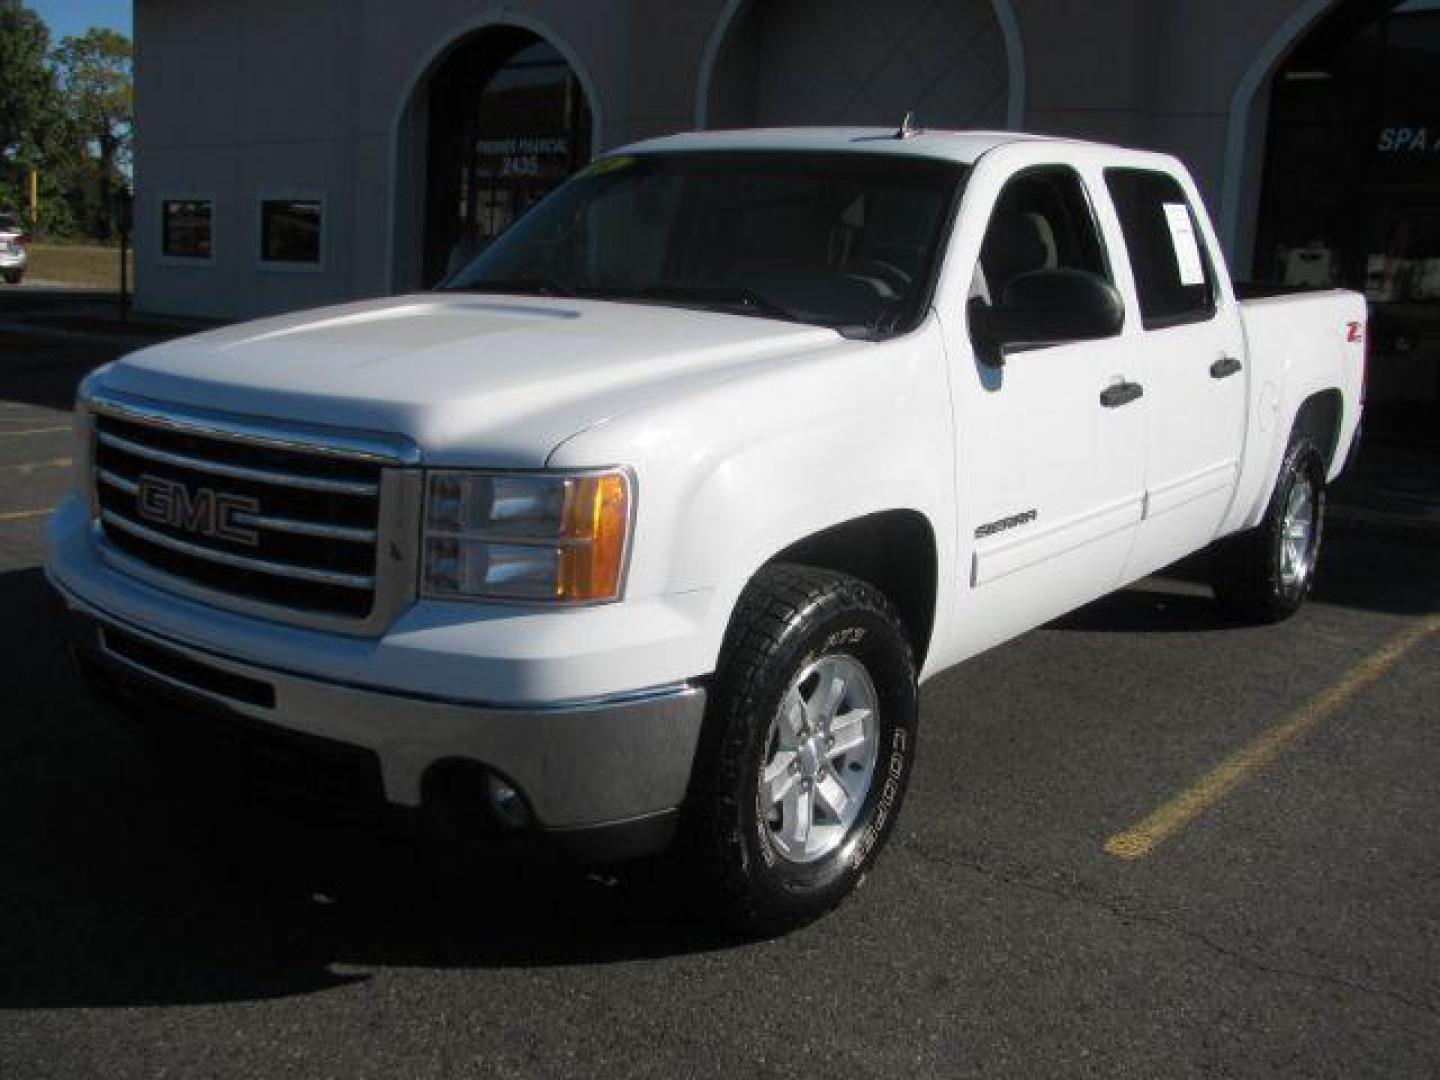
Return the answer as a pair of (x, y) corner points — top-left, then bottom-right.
(1105, 169), (1217, 329)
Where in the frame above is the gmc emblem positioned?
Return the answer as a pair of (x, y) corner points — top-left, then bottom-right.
(135, 474), (261, 547)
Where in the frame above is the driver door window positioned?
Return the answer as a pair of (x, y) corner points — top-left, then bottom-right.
(970, 168), (1112, 317)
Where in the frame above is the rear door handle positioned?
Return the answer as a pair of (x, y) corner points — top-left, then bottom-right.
(1100, 381), (1144, 408)
(1210, 355), (1243, 379)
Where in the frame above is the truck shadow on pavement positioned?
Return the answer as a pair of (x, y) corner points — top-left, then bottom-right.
(1057, 529), (1438, 633)
(4, 523), (1433, 1009)
(0, 567), (732, 1011)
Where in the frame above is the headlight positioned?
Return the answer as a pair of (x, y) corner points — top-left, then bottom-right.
(421, 469), (632, 603)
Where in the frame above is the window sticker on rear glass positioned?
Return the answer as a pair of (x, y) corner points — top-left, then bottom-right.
(1162, 202), (1205, 287)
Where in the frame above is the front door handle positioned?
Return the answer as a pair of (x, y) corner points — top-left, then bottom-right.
(1100, 381), (1144, 408)
(1210, 355), (1243, 379)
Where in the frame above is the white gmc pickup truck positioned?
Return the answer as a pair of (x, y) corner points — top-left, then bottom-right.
(46, 128), (1365, 932)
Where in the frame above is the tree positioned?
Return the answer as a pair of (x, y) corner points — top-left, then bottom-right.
(53, 28), (132, 239)
(0, 0), (61, 223)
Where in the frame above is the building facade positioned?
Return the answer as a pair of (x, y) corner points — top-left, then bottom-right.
(134, 0), (1439, 442)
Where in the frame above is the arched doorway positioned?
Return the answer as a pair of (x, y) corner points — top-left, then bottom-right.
(1254, 0), (1440, 445)
(419, 27), (594, 286)
(701, 0), (1012, 132)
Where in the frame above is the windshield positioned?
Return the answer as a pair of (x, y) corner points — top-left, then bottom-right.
(443, 151), (966, 338)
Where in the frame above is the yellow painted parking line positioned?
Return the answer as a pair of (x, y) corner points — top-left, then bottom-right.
(0, 426), (69, 438)
(1104, 614), (1440, 861)
(0, 457), (71, 472)
(0, 507), (51, 523)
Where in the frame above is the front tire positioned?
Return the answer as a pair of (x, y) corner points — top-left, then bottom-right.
(2, 271), (20, 285)
(1210, 434), (1326, 623)
(683, 564), (918, 935)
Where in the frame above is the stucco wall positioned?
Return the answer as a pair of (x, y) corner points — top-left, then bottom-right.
(1014, 1), (1330, 203)
(134, 0), (1332, 317)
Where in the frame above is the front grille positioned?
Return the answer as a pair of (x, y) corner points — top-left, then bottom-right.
(92, 411), (386, 619)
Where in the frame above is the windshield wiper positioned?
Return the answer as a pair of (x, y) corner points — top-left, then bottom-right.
(607, 285), (806, 324)
(449, 276), (577, 297)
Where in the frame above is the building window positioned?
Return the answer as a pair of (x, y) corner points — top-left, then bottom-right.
(161, 199), (213, 259)
(260, 198), (323, 265)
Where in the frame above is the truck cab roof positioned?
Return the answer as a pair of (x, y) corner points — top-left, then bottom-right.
(613, 128), (1195, 186)
(615, 127), (1095, 166)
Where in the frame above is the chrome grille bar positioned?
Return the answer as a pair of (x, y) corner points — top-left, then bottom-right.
(96, 467), (137, 494)
(231, 513), (376, 543)
(86, 386), (421, 465)
(100, 510), (376, 590)
(97, 468), (376, 543)
(97, 430), (379, 496)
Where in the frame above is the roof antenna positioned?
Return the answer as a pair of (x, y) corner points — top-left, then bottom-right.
(895, 111), (920, 140)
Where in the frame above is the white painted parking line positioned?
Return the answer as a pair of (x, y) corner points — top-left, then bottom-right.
(0, 426), (69, 438)
(0, 507), (50, 523)
(0, 457), (71, 473)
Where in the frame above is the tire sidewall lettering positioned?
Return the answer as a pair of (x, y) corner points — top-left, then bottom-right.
(850, 727), (907, 870)
(695, 565), (919, 932)
(751, 614), (912, 891)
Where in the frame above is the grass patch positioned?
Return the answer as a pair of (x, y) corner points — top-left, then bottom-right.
(25, 243), (135, 290)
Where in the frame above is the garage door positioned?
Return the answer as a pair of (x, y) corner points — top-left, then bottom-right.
(711, 0), (1009, 129)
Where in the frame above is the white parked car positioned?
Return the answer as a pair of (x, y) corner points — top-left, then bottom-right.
(46, 128), (1365, 933)
(0, 213), (29, 284)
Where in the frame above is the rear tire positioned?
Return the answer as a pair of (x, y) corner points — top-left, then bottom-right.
(682, 564), (918, 936)
(1210, 434), (1326, 624)
(2, 272), (20, 285)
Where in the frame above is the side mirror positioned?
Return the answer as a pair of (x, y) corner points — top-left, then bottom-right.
(969, 268), (1125, 366)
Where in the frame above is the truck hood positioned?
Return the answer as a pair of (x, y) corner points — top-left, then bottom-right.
(99, 293), (842, 466)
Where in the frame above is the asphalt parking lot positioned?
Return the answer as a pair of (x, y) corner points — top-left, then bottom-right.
(0, 329), (1436, 1079)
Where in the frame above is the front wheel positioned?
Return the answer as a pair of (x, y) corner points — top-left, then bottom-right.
(1, 272), (20, 285)
(682, 564), (918, 935)
(1210, 434), (1326, 623)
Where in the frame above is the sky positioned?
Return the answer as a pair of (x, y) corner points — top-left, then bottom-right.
(27, 0), (132, 42)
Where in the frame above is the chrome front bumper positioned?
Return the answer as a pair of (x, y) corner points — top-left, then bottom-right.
(53, 580), (707, 856)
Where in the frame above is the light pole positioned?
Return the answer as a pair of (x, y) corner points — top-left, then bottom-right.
(116, 188), (133, 322)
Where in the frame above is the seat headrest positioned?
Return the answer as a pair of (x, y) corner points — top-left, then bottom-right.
(981, 210), (1058, 296)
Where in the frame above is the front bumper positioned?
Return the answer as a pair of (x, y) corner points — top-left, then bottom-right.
(53, 580), (707, 861)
